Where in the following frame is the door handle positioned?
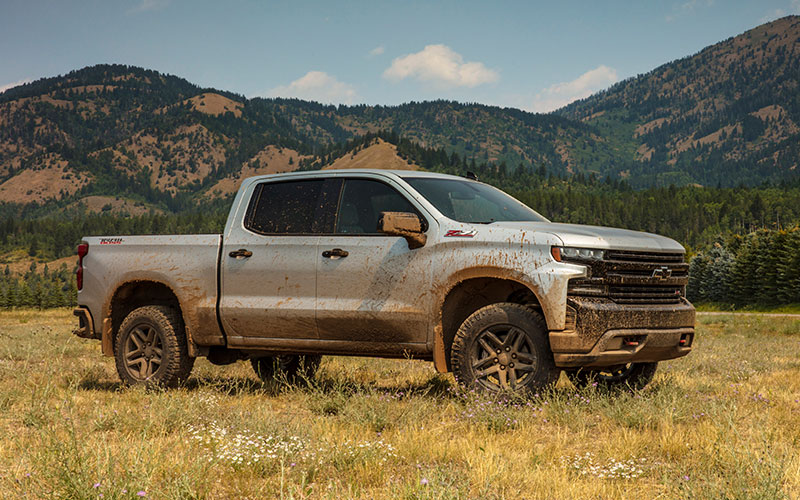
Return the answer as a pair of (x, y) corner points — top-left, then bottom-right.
(229, 248), (253, 258)
(322, 248), (349, 258)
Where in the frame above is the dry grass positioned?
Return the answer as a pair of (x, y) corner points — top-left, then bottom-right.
(0, 310), (798, 499)
(323, 139), (418, 171)
(0, 153), (91, 204)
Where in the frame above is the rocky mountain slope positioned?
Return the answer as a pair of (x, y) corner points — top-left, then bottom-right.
(559, 16), (800, 186)
(0, 16), (798, 215)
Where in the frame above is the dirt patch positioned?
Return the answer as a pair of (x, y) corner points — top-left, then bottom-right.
(634, 117), (668, 137)
(187, 93), (243, 117)
(582, 110), (606, 122)
(206, 146), (307, 197)
(323, 139), (419, 171)
(635, 144), (654, 161)
(1, 254), (78, 275)
(112, 73), (137, 82)
(751, 104), (784, 121)
(751, 105), (799, 143)
(0, 153), (90, 204)
(673, 124), (740, 154)
(553, 141), (574, 174)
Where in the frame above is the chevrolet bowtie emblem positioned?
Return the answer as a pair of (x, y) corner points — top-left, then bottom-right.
(652, 266), (672, 281)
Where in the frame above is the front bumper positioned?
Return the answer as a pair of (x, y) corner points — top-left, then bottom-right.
(549, 296), (695, 368)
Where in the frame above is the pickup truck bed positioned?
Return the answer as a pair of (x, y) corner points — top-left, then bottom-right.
(77, 235), (223, 353)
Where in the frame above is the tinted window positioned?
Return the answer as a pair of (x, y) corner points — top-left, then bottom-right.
(335, 179), (419, 234)
(403, 177), (548, 223)
(246, 180), (324, 234)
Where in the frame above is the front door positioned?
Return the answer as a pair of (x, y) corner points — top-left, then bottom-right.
(316, 178), (433, 345)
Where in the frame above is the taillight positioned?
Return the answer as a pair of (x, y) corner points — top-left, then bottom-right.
(77, 243), (88, 290)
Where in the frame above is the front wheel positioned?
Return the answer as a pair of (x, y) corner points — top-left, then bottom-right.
(115, 305), (194, 387)
(566, 362), (658, 391)
(451, 303), (559, 394)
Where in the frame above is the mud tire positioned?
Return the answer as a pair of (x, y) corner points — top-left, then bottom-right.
(451, 303), (559, 394)
(115, 305), (194, 387)
(566, 362), (658, 391)
(251, 355), (322, 384)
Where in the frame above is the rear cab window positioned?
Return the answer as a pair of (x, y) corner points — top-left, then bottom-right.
(244, 179), (331, 235)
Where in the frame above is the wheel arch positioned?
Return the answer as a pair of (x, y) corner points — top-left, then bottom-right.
(433, 267), (553, 373)
(102, 279), (185, 356)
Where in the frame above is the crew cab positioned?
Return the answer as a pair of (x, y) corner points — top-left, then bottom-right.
(73, 169), (695, 392)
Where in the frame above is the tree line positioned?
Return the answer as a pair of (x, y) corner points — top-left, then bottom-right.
(2, 226), (798, 310)
(0, 263), (76, 309)
(687, 227), (800, 306)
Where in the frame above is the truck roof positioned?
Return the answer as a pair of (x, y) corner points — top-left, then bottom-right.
(245, 168), (469, 183)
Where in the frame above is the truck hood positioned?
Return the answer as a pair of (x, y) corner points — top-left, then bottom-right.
(490, 221), (685, 253)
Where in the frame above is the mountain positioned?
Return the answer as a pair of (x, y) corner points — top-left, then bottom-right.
(559, 15), (800, 186)
(0, 64), (616, 214)
(1, 16), (799, 215)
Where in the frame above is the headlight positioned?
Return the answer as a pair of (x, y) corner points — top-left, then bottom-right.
(551, 246), (605, 262)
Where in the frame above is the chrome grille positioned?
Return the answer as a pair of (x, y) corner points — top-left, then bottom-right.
(568, 250), (688, 304)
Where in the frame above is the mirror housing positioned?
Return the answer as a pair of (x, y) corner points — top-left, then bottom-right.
(378, 211), (427, 249)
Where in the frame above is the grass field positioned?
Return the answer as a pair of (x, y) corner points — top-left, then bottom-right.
(0, 310), (798, 499)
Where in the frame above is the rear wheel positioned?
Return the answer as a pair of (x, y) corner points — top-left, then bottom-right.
(566, 362), (658, 391)
(251, 355), (322, 383)
(451, 303), (559, 394)
(115, 305), (194, 387)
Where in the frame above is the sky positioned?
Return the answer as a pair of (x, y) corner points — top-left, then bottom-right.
(1, 0), (799, 113)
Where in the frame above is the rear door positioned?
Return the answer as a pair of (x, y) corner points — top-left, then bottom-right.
(220, 178), (335, 344)
(316, 177), (433, 346)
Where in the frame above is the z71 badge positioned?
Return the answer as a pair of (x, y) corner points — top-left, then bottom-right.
(444, 229), (477, 238)
(100, 238), (123, 245)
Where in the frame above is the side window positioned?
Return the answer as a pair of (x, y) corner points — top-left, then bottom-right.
(335, 179), (419, 234)
(245, 179), (325, 235)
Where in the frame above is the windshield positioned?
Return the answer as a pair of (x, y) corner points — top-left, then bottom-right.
(403, 177), (549, 223)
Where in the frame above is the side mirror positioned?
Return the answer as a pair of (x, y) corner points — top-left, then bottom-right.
(378, 211), (427, 249)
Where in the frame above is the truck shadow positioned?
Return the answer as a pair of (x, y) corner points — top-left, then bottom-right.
(76, 373), (454, 398)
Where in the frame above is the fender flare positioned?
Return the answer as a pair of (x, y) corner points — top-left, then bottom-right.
(431, 266), (554, 372)
(100, 276), (190, 356)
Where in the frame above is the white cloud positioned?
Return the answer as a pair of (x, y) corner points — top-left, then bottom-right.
(0, 78), (32, 94)
(528, 65), (618, 113)
(267, 71), (358, 104)
(369, 45), (385, 56)
(127, 0), (169, 14)
(382, 44), (498, 88)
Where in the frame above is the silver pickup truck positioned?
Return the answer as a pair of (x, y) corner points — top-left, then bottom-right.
(73, 169), (695, 393)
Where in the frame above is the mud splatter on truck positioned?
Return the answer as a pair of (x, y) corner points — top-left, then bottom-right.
(73, 169), (694, 393)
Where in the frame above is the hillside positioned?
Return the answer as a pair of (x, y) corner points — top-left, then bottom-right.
(1, 17), (799, 216)
(0, 63), (611, 214)
(559, 16), (800, 186)
(323, 138), (418, 171)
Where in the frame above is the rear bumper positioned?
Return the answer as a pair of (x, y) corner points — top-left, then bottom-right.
(73, 306), (99, 340)
(549, 296), (695, 368)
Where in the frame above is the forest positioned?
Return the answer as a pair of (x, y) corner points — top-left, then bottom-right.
(1, 132), (799, 309)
